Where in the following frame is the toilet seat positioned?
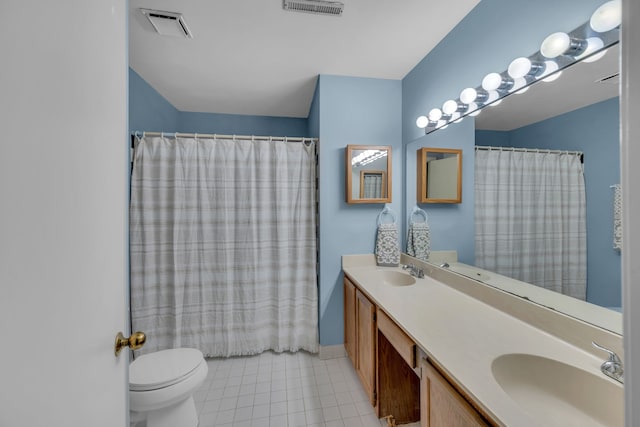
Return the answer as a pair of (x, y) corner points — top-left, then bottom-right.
(130, 348), (205, 392)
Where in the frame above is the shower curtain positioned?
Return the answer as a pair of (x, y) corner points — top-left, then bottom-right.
(475, 148), (587, 300)
(130, 135), (318, 357)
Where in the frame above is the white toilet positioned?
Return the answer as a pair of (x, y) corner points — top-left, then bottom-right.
(129, 348), (208, 427)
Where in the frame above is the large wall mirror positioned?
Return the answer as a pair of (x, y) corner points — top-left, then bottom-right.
(467, 43), (621, 333)
(417, 147), (462, 203)
(408, 31), (622, 333)
(346, 145), (392, 204)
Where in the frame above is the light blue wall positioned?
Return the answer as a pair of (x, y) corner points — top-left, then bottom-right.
(129, 68), (179, 133)
(129, 68), (309, 137)
(401, 0), (608, 284)
(318, 75), (402, 345)
(177, 111), (308, 136)
(502, 98), (621, 307)
(405, 119), (476, 264)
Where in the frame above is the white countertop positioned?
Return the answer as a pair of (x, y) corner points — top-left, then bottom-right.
(342, 255), (623, 427)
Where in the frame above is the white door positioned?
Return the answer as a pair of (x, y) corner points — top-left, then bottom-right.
(0, 2), (129, 426)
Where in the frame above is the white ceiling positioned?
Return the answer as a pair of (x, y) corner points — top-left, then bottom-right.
(129, 0), (480, 118)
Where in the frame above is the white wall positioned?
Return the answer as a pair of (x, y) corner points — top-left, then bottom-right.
(621, 0), (640, 425)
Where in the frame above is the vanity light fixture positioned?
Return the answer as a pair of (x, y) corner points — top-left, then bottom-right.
(460, 87), (478, 104)
(482, 73), (513, 92)
(540, 32), (587, 58)
(415, 0), (620, 134)
(428, 108), (443, 122)
(351, 149), (387, 167)
(443, 99), (467, 115)
(468, 104), (481, 117)
(590, 0), (622, 33)
(579, 37), (607, 62)
(540, 61), (562, 82)
(416, 115), (430, 129)
(508, 57), (545, 79)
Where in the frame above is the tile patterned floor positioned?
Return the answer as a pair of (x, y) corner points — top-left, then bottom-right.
(193, 350), (419, 427)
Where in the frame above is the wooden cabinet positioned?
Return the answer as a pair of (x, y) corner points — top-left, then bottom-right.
(344, 276), (377, 407)
(344, 277), (357, 366)
(377, 310), (420, 424)
(356, 285), (377, 406)
(345, 272), (496, 427)
(420, 357), (489, 427)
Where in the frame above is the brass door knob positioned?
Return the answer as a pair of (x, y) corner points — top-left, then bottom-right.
(114, 331), (146, 356)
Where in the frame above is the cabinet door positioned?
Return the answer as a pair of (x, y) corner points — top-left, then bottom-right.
(344, 277), (357, 367)
(420, 358), (489, 427)
(356, 289), (377, 407)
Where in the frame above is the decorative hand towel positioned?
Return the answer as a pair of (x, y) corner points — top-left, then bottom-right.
(407, 222), (431, 261)
(406, 207), (431, 261)
(613, 184), (622, 250)
(375, 208), (400, 267)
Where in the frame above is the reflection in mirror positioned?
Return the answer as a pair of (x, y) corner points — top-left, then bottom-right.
(408, 41), (622, 334)
(448, 44), (621, 333)
(417, 147), (462, 203)
(346, 145), (392, 204)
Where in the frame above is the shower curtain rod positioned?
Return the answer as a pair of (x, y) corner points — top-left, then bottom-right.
(475, 145), (583, 156)
(133, 131), (317, 144)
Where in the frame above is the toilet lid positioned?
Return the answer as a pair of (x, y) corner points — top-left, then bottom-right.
(129, 348), (204, 391)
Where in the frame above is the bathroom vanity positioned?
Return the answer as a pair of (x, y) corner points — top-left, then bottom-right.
(342, 254), (624, 426)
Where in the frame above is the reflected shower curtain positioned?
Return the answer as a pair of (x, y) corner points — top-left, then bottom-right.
(475, 149), (587, 300)
(130, 136), (318, 356)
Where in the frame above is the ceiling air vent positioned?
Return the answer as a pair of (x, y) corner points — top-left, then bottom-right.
(283, 0), (344, 17)
(140, 8), (193, 38)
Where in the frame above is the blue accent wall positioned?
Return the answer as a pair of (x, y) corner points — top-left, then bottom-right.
(129, 68), (309, 137)
(177, 111), (308, 137)
(317, 75), (402, 346)
(129, 68), (179, 133)
(477, 98), (620, 307)
(405, 119), (476, 265)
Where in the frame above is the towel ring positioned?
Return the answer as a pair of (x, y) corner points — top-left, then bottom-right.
(377, 207), (397, 226)
(411, 206), (428, 223)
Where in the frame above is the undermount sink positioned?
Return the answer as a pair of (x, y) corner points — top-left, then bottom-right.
(379, 270), (416, 286)
(492, 353), (623, 427)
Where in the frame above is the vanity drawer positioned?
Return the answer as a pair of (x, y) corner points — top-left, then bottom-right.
(377, 309), (416, 367)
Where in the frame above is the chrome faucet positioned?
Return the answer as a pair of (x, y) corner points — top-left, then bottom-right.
(592, 341), (624, 383)
(439, 262), (450, 268)
(402, 264), (424, 278)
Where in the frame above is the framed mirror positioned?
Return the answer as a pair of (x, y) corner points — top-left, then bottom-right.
(417, 147), (462, 203)
(346, 145), (392, 204)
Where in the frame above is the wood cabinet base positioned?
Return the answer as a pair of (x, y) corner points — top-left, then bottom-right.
(378, 332), (420, 424)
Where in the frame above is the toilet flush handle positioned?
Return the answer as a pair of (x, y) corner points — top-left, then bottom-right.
(114, 331), (146, 357)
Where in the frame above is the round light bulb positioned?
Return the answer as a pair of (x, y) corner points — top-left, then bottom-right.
(428, 108), (442, 122)
(508, 57), (533, 79)
(442, 100), (458, 115)
(578, 37), (606, 63)
(486, 90), (500, 104)
(543, 70), (562, 82)
(540, 32), (571, 58)
(453, 117), (464, 124)
(491, 99), (503, 106)
(515, 86), (529, 95)
(416, 115), (429, 129)
(460, 87), (477, 104)
(590, 0), (621, 33)
(541, 61), (562, 82)
(510, 77), (528, 92)
(482, 73), (503, 91)
(469, 108), (481, 117)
